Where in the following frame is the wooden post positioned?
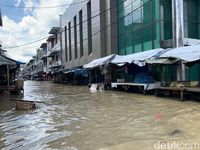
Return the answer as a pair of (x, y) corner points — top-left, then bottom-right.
(160, 65), (163, 84)
(7, 65), (10, 91)
(180, 90), (184, 101)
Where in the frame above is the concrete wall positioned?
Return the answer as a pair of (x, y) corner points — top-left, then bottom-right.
(60, 0), (118, 69)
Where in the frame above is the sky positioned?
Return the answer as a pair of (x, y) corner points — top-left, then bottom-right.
(0, 0), (72, 62)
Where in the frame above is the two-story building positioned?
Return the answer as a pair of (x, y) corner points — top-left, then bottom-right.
(34, 43), (48, 80)
(47, 27), (62, 77)
(39, 43), (48, 75)
(23, 57), (37, 80)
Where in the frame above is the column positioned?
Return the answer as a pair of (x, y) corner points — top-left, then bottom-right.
(172, 0), (185, 81)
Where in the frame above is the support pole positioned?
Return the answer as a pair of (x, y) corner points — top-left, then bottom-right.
(172, 0), (185, 81)
(7, 65), (10, 91)
(59, 14), (63, 68)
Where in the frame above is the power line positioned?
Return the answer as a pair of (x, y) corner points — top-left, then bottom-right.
(0, 0), (87, 9)
(4, 0), (146, 50)
(4, 37), (49, 49)
(26, 1), (153, 63)
(3, 0), (121, 49)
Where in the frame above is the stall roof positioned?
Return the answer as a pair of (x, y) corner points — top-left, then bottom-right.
(61, 69), (72, 74)
(111, 48), (164, 66)
(83, 54), (116, 68)
(159, 44), (200, 62)
(15, 60), (26, 65)
(146, 58), (178, 65)
(0, 55), (16, 65)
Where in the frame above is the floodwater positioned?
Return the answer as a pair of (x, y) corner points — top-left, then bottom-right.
(1, 81), (200, 150)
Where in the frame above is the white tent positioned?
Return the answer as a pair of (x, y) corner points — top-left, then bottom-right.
(159, 44), (200, 62)
(111, 48), (164, 66)
(83, 54), (116, 68)
(146, 58), (178, 65)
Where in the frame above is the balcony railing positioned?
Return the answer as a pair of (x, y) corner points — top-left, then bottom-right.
(48, 60), (61, 69)
(47, 43), (61, 56)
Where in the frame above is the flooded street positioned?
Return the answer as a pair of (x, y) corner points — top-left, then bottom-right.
(1, 81), (200, 150)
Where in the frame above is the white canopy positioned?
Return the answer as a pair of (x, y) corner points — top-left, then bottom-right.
(111, 48), (164, 66)
(83, 54), (116, 68)
(146, 58), (178, 65)
(159, 44), (200, 62)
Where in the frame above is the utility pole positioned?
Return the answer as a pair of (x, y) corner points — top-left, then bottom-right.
(59, 14), (63, 69)
(7, 65), (10, 91)
(172, 0), (185, 81)
(0, 7), (3, 26)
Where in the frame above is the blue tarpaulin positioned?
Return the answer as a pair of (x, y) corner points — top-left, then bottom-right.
(134, 73), (154, 84)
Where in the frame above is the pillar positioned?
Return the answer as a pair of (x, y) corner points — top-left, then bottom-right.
(172, 0), (185, 81)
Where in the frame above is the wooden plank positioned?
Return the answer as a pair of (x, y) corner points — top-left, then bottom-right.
(156, 86), (185, 101)
(185, 87), (200, 92)
(157, 87), (185, 91)
(10, 98), (46, 104)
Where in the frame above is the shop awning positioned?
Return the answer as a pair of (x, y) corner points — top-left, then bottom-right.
(62, 69), (73, 74)
(111, 48), (164, 66)
(159, 44), (200, 62)
(83, 54), (116, 68)
(146, 58), (178, 65)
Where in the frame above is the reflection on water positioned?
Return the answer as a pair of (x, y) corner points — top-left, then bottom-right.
(0, 81), (200, 150)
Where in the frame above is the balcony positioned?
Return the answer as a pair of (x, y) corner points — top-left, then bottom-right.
(38, 50), (47, 60)
(47, 43), (61, 57)
(51, 60), (61, 68)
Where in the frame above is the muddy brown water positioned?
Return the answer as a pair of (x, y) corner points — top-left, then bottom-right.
(0, 81), (200, 150)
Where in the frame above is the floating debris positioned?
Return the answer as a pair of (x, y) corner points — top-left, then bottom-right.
(15, 100), (37, 110)
(168, 129), (183, 137)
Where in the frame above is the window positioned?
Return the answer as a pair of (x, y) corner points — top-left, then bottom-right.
(51, 40), (54, 48)
(143, 25), (153, 50)
(87, 0), (92, 55)
(118, 0), (161, 55)
(74, 16), (78, 59)
(130, 0), (143, 24)
(79, 10), (83, 57)
(68, 22), (72, 61)
(65, 26), (68, 62)
(56, 55), (58, 61)
(55, 34), (58, 44)
(186, 0), (199, 39)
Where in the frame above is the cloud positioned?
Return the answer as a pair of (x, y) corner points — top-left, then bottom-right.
(0, 0), (73, 62)
(23, 0), (39, 13)
(1, 16), (22, 33)
(15, 0), (22, 7)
